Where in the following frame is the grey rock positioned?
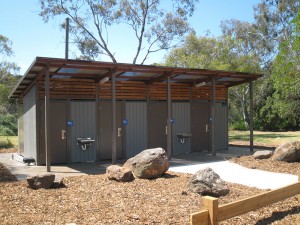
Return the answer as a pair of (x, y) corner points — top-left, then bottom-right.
(253, 150), (273, 159)
(125, 148), (169, 179)
(188, 167), (230, 197)
(123, 157), (134, 171)
(106, 165), (134, 182)
(27, 173), (55, 189)
(51, 176), (65, 188)
(272, 141), (300, 162)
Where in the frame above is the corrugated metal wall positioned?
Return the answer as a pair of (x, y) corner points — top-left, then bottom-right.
(172, 102), (191, 154)
(98, 102), (123, 159)
(70, 101), (96, 162)
(215, 102), (228, 150)
(23, 86), (37, 159)
(17, 103), (24, 155)
(125, 102), (147, 158)
(148, 102), (167, 150)
(191, 102), (210, 152)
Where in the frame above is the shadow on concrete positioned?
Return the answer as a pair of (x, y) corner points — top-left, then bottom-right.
(64, 160), (112, 175)
(1, 146), (270, 181)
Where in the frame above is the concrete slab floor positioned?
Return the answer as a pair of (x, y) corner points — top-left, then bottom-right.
(0, 146), (268, 181)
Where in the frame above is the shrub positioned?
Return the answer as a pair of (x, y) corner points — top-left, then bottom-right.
(0, 138), (14, 149)
(229, 120), (248, 131)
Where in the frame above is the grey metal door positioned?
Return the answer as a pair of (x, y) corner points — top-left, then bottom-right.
(70, 101), (96, 163)
(191, 102), (210, 152)
(40, 102), (67, 164)
(148, 102), (167, 150)
(125, 102), (147, 158)
(99, 102), (122, 159)
(172, 102), (191, 154)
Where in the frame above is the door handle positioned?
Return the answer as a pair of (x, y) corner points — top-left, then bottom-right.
(165, 126), (168, 135)
(205, 125), (209, 133)
(118, 128), (122, 137)
(61, 130), (66, 140)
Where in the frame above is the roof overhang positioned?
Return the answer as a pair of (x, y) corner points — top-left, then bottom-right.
(9, 57), (263, 99)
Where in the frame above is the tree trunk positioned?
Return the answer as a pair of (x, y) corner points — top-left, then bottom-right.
(242, 93), (250, 128)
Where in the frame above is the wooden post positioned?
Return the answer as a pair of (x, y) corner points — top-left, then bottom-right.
(202, 196), (219, 225)
(297, 174), (300, 202)
(167, 77), (172, 159)
(112, 74), (117, 164)
(45, 67), (51, 172)
(95, 80), (100, 161)
(211, 79), (216, 156)
(249, 81), (254, 152)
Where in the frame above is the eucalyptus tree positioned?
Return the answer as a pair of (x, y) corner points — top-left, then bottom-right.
(164, 33), (262, 129)
(0, 35), (20, 135)
(0, 35), (19, 81)
(259, 11), (300, 130)
(218, 0), (300, 130)
(38, 0), (198, 64)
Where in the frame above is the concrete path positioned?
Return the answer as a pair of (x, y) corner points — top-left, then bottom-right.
(0, 153), (110, 180)
(169, 161), (298, 190)
(1, 148), (298, 190)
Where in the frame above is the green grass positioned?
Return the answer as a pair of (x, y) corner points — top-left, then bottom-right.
(0, 136), (18, 148)
(229, 130), (300, 147)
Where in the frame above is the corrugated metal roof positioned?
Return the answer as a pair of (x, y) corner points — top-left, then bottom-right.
(9, 57), (263, 99)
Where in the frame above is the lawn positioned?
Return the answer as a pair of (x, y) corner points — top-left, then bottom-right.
(0, 136), (18, 149)
(229, 130), (300, 147)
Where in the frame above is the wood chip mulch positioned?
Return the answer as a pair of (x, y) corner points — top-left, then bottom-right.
(0, 147), (17, 154)
(1, 158), (300, 224)
(0, 162), (17, 182)
(230, 155), (300, 176)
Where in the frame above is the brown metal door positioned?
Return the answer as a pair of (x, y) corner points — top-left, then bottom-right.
(148, 102), (167, 150)
(99, 102), (122, 159)
(191, 102), (210, 152)
(40, 102), (67, 164)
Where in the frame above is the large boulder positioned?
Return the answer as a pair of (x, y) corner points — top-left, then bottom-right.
(27, 173), (55, 189)
(188, 168), (230, 197)
(124, 148), (169, 179)
(253, 150), (273, 159)
(271, 141), (300, 162)
(106, 165), (134, 182)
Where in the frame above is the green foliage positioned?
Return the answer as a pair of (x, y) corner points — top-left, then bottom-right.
(0, 35), (19, 136)
(164, 33), (262, 129)
(164, 1), (300, 132)
(256, 10), (300, 131)
(0, 114), (17, 136)
(229, 120), (248, 131)
(0, 137), (14, 148)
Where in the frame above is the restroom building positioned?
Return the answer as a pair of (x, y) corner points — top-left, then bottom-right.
(10, 57), (262, 166)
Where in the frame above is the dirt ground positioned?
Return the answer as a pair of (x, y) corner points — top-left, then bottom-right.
(0, 147), (17, 154)
(1, 152), (300, 225)
(231, 155), (300, 176)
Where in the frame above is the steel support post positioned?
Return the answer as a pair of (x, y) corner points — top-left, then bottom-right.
(112, 74), (117, 164)
(45, 67), (51, 172)
(249, 81), (254, 152)
(167, 77), (172, 159)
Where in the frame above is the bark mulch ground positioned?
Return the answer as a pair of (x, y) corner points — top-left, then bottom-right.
(231, 155), (300, 176)
(1, 155), (300, 224)
(0, 147), (17, 154)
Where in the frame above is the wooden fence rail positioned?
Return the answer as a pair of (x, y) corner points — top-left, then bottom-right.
(190, 174), (300, 225)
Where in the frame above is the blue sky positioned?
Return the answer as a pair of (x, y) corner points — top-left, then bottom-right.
(0, 0), (261, 74)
